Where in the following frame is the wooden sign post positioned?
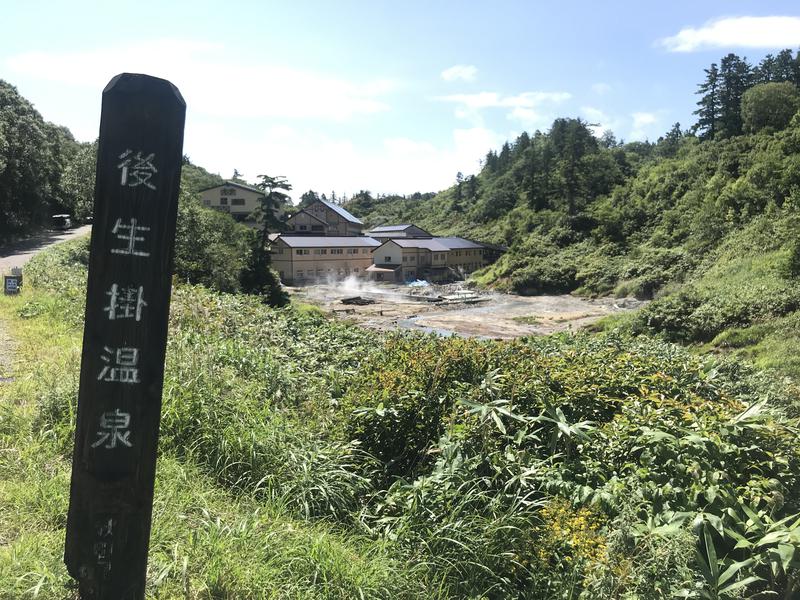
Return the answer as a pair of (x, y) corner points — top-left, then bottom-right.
(64, 73), (185, 599)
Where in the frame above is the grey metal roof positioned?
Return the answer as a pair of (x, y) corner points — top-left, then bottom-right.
(388, 239), (452, 251)
(369, 224), (414, 232)
(318, 199), (363, 225)
(275, 235), (380, 248)
(434, 237), (486, 250)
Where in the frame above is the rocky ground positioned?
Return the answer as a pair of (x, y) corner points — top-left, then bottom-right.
(290, 280), (644, 339)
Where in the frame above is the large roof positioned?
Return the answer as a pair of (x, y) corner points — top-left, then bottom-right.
(369, 224), (414, 232)
(388, 239), (452, 251)
(435, 237), (485, 250)
(198, 180), (265, 195)
(381, 236), (486, 251)
(318, 199), (363, 225)
(275, 235), (381, 248)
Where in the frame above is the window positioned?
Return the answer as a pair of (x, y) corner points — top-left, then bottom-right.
(220, 198), (228, 205)
(295, 249), (303, 255)
(402, 256), (407, 262)
(299, 225), (308, 231)
(311, 225), (324, 232)
(354, 268), (359, 273)
(297, 270), (304, 278)
(203, 199), (211, 206)
(231, 198), (245, 206)
(331, 248), (343, 255)
(384, 256), (392, 263)
(410, 255), (416, 262)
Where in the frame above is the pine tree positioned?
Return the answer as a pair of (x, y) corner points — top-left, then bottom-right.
(693, 63), (721, 139)
(718, 53), (753, 138)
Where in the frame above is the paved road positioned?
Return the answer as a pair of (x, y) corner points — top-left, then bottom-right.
(0, 225), (92, 273)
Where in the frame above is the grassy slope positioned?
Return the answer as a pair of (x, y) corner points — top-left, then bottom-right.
(0, 240), (427, 599)
(3, 239), (800, 598)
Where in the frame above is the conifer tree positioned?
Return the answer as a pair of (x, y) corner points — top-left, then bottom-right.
(693, 63), (721, 139)
(718, 53), (753, 137)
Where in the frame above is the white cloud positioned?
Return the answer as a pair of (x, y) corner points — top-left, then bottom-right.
(580, 106), (620, 138)
(441, 64), (478, 82)
(437, 90), (571, 129)
(5, 39), (396, 122)
(186, 123), (504, 201)
(630, 111), (659, 140)
(661, 16), (800, 52)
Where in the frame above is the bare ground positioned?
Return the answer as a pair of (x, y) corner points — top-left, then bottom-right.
(290, 280), (644, 339)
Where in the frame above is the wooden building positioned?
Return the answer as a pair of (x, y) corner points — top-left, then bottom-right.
(286, 199), (363, 236)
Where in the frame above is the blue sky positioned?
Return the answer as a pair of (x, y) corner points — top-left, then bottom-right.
(3, 1), (800, 199)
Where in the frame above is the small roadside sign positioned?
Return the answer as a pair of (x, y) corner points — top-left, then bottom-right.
(4, 275), (21, 295)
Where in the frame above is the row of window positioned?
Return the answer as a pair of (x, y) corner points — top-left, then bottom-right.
(292, 267), (361, 278)
(291, 248), (371, 255)
(218, 198), (246, 206)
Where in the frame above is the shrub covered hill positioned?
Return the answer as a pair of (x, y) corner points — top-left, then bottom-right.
(346, 51), (800, 378)
(3, 236), (800, 598)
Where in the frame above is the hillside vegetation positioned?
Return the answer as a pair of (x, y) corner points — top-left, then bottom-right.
(345, 52), (800, 380)
(1, 237), (799, 598)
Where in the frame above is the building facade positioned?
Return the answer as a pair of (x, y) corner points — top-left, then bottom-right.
(287, 199), (363, 236)
(270, 236), (380, 284)
(366, 237), (488, 282)
(198, 182), (265, 226)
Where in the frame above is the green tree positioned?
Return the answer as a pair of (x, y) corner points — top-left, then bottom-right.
(718, 53), (753, 138)
(241, 174), (290, 306)
(298, 190), (320, 209)
(549, 117), (598, 213)
(694, 63), (721, 139)
(741, 82), (800, 133)
(173, 194), (252, 292)
(655, 122), (684, 158)
(0, 80), (78, 239)
(61, 140), (97, 221)
(254, 174), (292, 240)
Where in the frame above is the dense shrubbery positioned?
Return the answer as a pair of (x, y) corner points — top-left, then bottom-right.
(4, 241), (800, 597)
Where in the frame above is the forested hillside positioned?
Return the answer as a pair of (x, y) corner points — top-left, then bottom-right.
(346, 49), (800, 377)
